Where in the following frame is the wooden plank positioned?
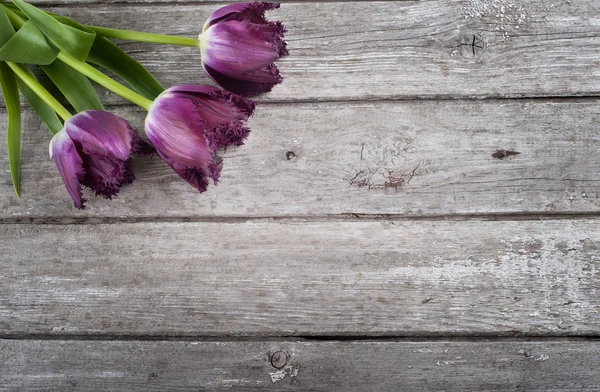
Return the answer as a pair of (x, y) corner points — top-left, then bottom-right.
(1, 219), (599, 336)
(1, 339), (599, 391)
(4, 0), (600, 104)
(2, 100), (600, 218)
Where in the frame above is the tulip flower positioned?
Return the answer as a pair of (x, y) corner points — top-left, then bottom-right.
(49, 111), (151, 209)
(54, 52), (256, 194)
(88, 2), (288, 97)
(145, 84), (256, 192)
(199, 2), (288, 97)
(6, 61), (150, 209)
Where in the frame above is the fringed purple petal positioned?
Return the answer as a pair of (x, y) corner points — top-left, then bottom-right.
(156, 149), (222, 193)
(79, 152), (134, 199)
(49, 130), (86, 209)
(205, 122), (251, 152)
(203, 2), (281, 31)
(204, 62), (282, 97)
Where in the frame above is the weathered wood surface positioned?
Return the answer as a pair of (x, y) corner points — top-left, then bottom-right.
(2, 0), (600, 105)
(1, 219), (599, 336)
(3, 100), (600, 219)
(1, 339), (599, 391)
(2, 0), (600, 389)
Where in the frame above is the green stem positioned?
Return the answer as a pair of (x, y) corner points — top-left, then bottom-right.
(89, 26), (200, 47)
(57, 51), (154, 110)
(6, 62), (72, 123)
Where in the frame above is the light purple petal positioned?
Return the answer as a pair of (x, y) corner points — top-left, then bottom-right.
(49, 130), (86, 209)
(145, 85), (254, 192)
(65, 111), (138, 161)
(145, 93), (214, 168)
(203, 2), (280, 31)
(164, 84), (256, 129)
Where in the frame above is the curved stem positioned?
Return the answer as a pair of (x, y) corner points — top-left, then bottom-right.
(57, 51), (154, 111)
(90, 26), (200, 47)
(6, 62), (72, 122)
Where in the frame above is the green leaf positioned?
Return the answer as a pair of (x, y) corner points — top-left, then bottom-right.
(0, 20), (59, 65)
(87, 37), (164, 100)
(17, 68), (63, 134)
(11, 0), (95, 60)
(0, 5), (16, 45)
(0, 62), (22, 197)
(49, 14), (164, 99)
(41, 60), (104, 112)
(4, 7), (163, 99)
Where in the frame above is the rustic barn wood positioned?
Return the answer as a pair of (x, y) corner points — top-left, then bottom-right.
(2, 99), (600, 219)
(1, 0), (599, 105)
(2, 339), (600, 391)
(1, 0), (599, 389)
(1, 219), (599, 336)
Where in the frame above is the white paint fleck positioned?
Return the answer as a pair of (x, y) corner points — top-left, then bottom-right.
(269, 365), (298, 383)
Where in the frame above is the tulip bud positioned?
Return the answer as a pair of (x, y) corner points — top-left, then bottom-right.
(199, 2), (288, 97)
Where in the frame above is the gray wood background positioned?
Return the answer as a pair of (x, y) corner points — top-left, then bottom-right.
(2, 0), (600, 390)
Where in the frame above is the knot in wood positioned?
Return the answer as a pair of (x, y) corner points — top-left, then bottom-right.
(460, 34), (485, 56)
(271, 351), (288, 369)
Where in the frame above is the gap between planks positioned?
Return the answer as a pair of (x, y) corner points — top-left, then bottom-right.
(3, 212), (600, 225)
(1, 335), (600, 342)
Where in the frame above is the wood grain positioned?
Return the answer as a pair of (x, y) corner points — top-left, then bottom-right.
(1, 339), (599, 391)
(2, 100), (600, 219)
(4, 0), (600, 104)
(1, 219), (599, 336)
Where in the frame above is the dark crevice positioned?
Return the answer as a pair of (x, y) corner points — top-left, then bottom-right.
(1, 334), (600, 342)
(2, 95), (600, 113)
(2, 211), (600, 225)
(36, 0), (420, 8)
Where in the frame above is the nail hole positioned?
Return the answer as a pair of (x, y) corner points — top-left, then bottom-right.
(285, 151), (296, 160)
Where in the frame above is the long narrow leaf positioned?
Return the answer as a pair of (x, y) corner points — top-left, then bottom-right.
(12, 0), (95, 60)
(42, 60), (103, 112)
(0, 6), (59, 65)
(17, 70), (63, 134)
(4, 7), (164, 99)
(50, 14), (164, 99)
(0, 62), (22, 197)
(87, 37), (165, 100)
(0, 6), (15, 44)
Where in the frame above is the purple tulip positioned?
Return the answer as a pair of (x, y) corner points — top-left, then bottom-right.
(49, 111), (151, 209)
(145, 84), (255, 192)
(199, 2), (288, 97)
